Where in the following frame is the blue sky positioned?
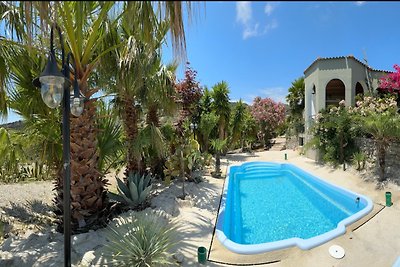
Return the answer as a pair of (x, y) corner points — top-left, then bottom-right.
(3, 1), (400, 123)
(163, 1), (400, 104)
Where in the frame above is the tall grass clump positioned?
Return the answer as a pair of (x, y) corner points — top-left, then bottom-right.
(103, 211), (178, 266)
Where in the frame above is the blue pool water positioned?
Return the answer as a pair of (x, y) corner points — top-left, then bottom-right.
(216, 162), (373, 254)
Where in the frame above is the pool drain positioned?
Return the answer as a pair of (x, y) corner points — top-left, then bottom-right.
(329, 245), (345, 259)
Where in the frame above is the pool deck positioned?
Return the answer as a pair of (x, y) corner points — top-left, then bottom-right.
(177, 145), (400, 267)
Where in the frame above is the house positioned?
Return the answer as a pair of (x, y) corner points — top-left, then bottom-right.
(303, 55), (392, 131)
(302, 55), (392, 160)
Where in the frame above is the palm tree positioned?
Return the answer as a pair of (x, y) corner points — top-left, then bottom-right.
(286, 77), (305, 136)
(1, 1), (195, 232)
(96, 100), (125, 174)
(99, 15), (176, 177)
(230, 100), (246, 148)
(241, 109), (258, 151)
(210, 138), (227, 177)
(199, 112), (218, 153)
(0, 38), (64, 183)
(142, 63), (177, 176)
(362, 113), (400, 182)
(211, 81), (231, 141)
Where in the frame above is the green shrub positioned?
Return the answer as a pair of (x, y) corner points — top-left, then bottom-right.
(308, 103), (359, 166)
(352, 151), (367, 171)
(103, 212), (178, 267)
(108, 172), (153, 209)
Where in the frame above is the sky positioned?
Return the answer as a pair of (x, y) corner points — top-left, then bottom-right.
(162, 1), (400, 104)
(3, 1), (400, 123)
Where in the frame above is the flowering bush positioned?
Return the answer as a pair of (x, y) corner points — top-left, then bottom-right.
(250, 97), (286, 145)
(310, 101), (359, 165)
(379, 64), (400, 93)
(349, 95), (398, 116)
(310, 94), (400, 173)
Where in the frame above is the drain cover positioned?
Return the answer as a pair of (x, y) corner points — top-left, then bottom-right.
(329, 245), (345, 259)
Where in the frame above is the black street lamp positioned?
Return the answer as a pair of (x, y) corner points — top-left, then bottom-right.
(33, 23), (84, 267)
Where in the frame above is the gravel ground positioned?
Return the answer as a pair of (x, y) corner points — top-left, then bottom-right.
(0, 169), (123, 210)
(0, 180), (54, 209)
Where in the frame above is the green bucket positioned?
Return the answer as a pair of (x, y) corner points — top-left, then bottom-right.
(386, 192), (392, 207)
(197, 246), (207, 264)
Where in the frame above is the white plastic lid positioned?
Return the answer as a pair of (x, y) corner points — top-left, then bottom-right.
(329, 245), (345, 259)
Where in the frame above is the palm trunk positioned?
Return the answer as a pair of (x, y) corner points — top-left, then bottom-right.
(121, 96), (142, 176)
(147, 103), (164, 176)
(146, 103), (160, 127)
(204, 135), (209, 153)
(215, 152), (221, 174)
(51, 87), (109, 233)
(377, 141), (386, 182)
(219, 122), (224, 141)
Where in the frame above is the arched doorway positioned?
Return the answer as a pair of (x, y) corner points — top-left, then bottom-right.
(326, 79), (345, 107)
(355, 82), (364, 97)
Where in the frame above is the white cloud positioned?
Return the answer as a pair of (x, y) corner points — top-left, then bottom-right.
(243, 23), (259, 39)
(236, 2), (252, 24)
(355, 1), (366, 6)
(264, 3), (274, 16)
(236, 2), (278, 40)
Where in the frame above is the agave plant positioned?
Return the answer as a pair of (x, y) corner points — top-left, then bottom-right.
(108, 172), (153, 209)
(103, 211), (178, 267)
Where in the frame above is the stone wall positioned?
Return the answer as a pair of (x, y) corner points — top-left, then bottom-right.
(355, 137), (400, 185)
(285, 135), (298, 150)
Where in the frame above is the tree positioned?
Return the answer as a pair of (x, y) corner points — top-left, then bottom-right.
(196, 87), (214, 151)
(174, 62), (203, 132)
(211, 81), (231, 141)
(99, 16), (175, 177)
(362, 113), (400, 182)
(0, 1), (195, 232)
(286, 77), (305, 136)
(241, 109), (258, 151)
(198, 112), (218, 152)
(250, 97), (286, 147)
(230, 100), (246, 148)
(210, 138), (227, 178)
(350, 95), (400, 182)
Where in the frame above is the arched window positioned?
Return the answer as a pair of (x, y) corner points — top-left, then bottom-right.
(326, 79), (345, 107)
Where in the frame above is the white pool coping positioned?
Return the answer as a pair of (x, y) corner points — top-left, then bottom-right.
(215, 161), (374, 255)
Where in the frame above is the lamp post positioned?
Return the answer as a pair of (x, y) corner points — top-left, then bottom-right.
(33, 23), (84, 267)
(190, 122), (198, 140)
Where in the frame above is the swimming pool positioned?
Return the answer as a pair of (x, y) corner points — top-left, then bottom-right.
(216, 161), (373, 254)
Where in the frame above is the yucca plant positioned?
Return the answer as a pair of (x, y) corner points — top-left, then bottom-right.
(103, 212), (178, 267)
(108, 172), (153, 209)
(352, 151), (367, 171)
